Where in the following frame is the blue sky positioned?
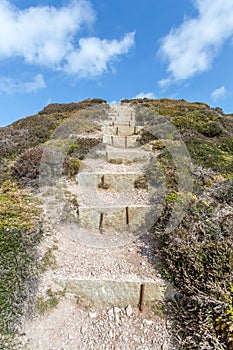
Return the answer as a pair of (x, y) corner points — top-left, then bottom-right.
(1, 0), (233, 126)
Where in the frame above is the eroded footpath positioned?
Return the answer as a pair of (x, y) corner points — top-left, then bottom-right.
(20, 105), (177, 350)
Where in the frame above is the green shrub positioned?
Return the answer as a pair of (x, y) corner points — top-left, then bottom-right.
(134, 175), (148, 189)
(152, 140), (166, 150)
(215, 286), (233, 349)
(38, 98), (106, 115)
(165, 191), (179, 205)
(39, 247), (57, 273)
(196, 121), (225, 137)
(69, 137), (102, 160)
(36, 289), (63, 315)
(0, 225), (42, 335)
(67, 158), (82, 177)
(0, 181), (42, 349)
(156, 193), (233, 349)
(187, 140), (233, 174)
(67, 143), (79, 155)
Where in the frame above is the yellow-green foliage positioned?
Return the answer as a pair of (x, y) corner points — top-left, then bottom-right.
(67, 142), (79, 155)
(165, 191), (179, 204)
(0, 180), (40, 229)
(187, 139), (233, 174)
(120, 98), (233, 349)
(0, 179), (42, 343)
(152, 140), (166, 150)
(39, 246), (58, 273)
(36, 289), (63, 315)
(127, 98), (233, 176)
(134, 175), (148, 189)
(68, 158), (82, 176)
(215, 286), (233, 349)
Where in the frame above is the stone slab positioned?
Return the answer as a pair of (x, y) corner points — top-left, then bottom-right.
(106, 148), (149, 163)
(55, 278), (175, 307)
(102, 125), (143, 136)
(78, 205), (152, 230)
(112, 114), (135, 124)
(103, 135), (139, 148)
(76, 172), (143, 190)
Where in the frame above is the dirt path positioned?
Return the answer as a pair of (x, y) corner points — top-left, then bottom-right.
(19, 105), (177, 350)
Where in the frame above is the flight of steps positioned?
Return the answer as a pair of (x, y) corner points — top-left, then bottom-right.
(76, 105), (154, 237)
(55, 105), (174, 307)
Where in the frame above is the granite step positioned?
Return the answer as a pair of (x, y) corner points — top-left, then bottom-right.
(78, 205), (154, 231)
(110, 114), (135, 124)
(103, 135), (139, 148)
(76, 171), (145, 191)
(102, 125), (142, 136)
(55, 277), (175, 307)
(105, 146), (149, 163)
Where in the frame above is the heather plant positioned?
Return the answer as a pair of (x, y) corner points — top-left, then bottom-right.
(0, 180), (42, 348)
(124, 99), (233, 349)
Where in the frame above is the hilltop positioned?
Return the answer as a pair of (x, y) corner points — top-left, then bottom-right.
(0, 98), (232, 349)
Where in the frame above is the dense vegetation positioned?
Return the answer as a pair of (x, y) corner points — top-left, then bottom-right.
(0, 180), (42, 349)
(0, 97), (232, 349)
(123, 98), (233, 349)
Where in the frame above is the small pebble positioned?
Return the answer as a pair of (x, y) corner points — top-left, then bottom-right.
(89, 312), (97, 319)
(125, 305), (133, 317)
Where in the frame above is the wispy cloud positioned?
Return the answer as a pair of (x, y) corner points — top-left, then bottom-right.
(211, 86), (227, 102)
(0, 0), (135, 77)
(159, 0), (233, 85)
(0, 74), (46, 94)
(158, 78), (172, 90)
(133, 92), (156, 99)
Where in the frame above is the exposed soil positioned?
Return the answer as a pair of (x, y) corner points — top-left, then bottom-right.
(19, 106), (178, 350)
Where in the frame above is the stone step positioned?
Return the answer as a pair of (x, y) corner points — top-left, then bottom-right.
(55, 277), (175, 307)
(78, 205), (154, 231)
(103, 135), (139, 148)
(102, 125), (142, 136)
(108, 120), (136, 127)
(77, 157), (145, 173)
(76, 171), (145, 190)
(105, 147), (149, 163)
(110, 114), (135, 124)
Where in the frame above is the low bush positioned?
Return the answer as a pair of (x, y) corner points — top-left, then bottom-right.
(134, 175), (148, 189)
(11, 146), (44, 186)
(69, 137), (102, 159)
(186, 140), (233, 174)
(0, 180), (42, 348)
(64, 158), (82, 177)
(155, 177), (233, 349)
(196, 121), (225, 137)
(119, 100), (233, 349)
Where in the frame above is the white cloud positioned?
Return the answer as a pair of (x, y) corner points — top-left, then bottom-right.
(65, 32), (135, 77)
(211, 86), (227, 102)
(0, 74), (46, 94)
(0, 0), (135, 77)
(159, 0), (233, 83)
(133, 92), (156, 99)
(0, 0), (95, 67)
(109, 100), (120, 105)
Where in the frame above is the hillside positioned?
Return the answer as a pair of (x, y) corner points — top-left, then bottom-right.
(0, 98), (232, 349)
